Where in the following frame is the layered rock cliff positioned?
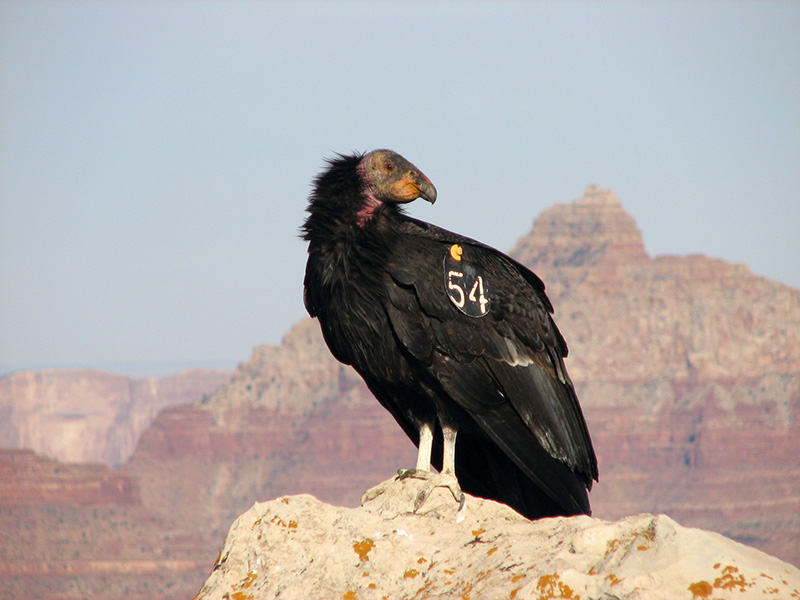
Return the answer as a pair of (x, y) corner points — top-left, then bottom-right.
(0, 368), (230, 466)
(510, 185), (799, 384)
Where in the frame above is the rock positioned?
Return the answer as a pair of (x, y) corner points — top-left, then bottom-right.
(511, 185), (649, 267)
(0, 448), (139, 507)
(0, 368), (231, 466)
(195, 478), (800, 600)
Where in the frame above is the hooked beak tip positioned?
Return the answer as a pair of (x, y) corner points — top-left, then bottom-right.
(420, 180), (437, 204)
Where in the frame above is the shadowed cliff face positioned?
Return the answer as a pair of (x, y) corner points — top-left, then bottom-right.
(2, 187), (798, 600)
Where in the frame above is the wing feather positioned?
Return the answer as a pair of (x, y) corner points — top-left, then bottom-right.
(382, 223), (598, 510)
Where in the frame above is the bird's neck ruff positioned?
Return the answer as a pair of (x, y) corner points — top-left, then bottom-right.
(355, 189), (384, 226)
(302, 153), (403, 246)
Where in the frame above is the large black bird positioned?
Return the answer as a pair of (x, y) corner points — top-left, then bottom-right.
(302, 150), (597, 518)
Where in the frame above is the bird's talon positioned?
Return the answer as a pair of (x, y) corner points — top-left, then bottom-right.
(397, 468), (430, 481)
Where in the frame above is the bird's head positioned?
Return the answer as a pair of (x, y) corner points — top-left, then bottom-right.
(358, 150), (437, 205)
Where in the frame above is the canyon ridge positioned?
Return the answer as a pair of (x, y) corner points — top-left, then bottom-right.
(2, 186), (797, 600)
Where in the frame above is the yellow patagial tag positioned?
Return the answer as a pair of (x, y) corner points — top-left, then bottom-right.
(449, 244), (463, 261)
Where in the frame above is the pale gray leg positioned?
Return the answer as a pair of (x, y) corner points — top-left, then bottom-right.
(410, 423), (465, 512)
(361, 421), (434, 505)
(416, 421), (434, 471)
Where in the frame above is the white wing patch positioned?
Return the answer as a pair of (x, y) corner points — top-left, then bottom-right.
(503, 337), (535, 367)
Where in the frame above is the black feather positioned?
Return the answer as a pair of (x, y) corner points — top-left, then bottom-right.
(302, 151), (598, 518)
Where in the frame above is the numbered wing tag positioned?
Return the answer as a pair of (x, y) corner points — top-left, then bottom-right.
(443, 244), (490, 317)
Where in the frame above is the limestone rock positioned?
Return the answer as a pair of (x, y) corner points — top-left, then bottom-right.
(195, 478), (800, 600)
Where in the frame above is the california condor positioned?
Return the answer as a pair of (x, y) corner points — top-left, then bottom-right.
(302, 149), (597, 518)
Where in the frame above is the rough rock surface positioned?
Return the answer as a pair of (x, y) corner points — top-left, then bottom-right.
(195, 478), (800, 600)
(0, 368), (230, 466)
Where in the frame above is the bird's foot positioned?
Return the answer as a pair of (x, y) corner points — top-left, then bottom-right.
(396, 468), (465, 513)
(361, 479), (394, 505)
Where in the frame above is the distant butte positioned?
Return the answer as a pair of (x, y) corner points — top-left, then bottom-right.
(511, 185), (649, 267)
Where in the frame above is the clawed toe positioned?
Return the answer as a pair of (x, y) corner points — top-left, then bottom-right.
(362, 469), (465, 515)
(413, 472), (464, 512)
(361, 480), (392, 505)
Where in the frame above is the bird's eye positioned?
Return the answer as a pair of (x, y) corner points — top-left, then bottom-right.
(385, 163), (394, 172)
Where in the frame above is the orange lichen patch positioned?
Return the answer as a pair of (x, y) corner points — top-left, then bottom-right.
(414, 578), (436, 598)
(353, 538), (375, 562)
(226, 570), (258, 600)
(281, 497), (290, 504)
(511, 574), (526, 583)
(604, 538), (621, 556)
(688, 580), (713, 598)
(404, 569), (419, 579)
(487, 546), (498, 556)
(368, 583), (377, 590)
(605, 573), (621, 587)
(241, 572), (257, 589)
(472, 528), (486, 539)
(606, 525), (655, 556)
(287, 520), (298, 529)
(417, 557), (428, 564)
(713, 565), (753, 592)
(443, 568), (456, 575)
(537, 574), (579, 599)
(343, 591), (357, 600)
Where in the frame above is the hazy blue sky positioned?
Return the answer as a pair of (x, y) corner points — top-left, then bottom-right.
(1, 1), (798, 376)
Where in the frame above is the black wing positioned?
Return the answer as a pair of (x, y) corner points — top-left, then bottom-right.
(382, 218), (597, 515)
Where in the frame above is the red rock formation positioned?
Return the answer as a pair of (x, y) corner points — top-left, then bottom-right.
(0, 368), (231, 466)
(512, 184), (649, 267)
(0, 449), (209, 600)
(3, 186), (798, 600)
(0, 449), (139, 507)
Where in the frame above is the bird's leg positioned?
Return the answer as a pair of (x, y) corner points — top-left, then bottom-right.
(362, 420), (465, 515)
(442, 424), (457, 475)
(410, 423), (465, 512)
(361, 421), (434, 505)
(396, 420), (434, 478)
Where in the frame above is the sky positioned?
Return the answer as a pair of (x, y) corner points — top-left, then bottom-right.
(1, 1), (798, 376)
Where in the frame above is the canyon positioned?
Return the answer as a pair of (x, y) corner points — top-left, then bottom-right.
(2, 186), (797, 599)
(0, 368), (231, 466)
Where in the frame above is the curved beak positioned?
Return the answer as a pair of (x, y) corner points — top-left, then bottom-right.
(418, 177), (437, 204)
